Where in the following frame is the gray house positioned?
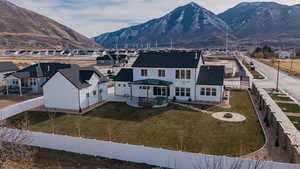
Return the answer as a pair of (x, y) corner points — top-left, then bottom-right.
(0, 62), (19, 81)
(97, 55), (120, 66)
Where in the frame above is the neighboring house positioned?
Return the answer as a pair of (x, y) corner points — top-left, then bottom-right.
(97, 55), (116, 66)
(114, 51), (225, 105)
(0, 62), (19, 81)
(3, 63), (72, 95)
(277, 50), (294, 59)
(43, 66), (108, 112)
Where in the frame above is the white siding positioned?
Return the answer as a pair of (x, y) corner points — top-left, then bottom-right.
(196, 85), (224, 103)
(43, 72), (80, 110)
(79, 73), (108, 110)
(115, 82), (131, 97)
(131, 67), (198, 101)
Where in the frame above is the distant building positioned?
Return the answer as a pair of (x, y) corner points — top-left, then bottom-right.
(96, 55), (116, 66)
(277, 50), (294, 59)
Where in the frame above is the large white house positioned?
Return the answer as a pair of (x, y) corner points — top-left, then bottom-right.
(42, 66), (108, 112)
(114, 51), (225, 106)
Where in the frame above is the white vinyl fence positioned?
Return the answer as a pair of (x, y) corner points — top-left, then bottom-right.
(0, 128), (298, 169)
(0, 96), (44, 120)
(224, 80), (241, 88)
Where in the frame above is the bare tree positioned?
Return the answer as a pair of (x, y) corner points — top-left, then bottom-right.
(48, 112), (56, 134)
(193, 156), (271, 169)
(0, 120), (35, 169)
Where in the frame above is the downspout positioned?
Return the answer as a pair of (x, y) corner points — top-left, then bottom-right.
(194, 68), (197, 101)
(78, 89), (81, 113)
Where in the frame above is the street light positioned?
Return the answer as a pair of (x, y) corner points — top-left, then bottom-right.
(276, 60), (280, 92)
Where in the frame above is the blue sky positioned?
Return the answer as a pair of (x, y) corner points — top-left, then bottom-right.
(9, 0), (300, 37)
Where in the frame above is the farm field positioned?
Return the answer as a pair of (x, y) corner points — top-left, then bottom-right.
(259, 59), (300, 77)
(7, 90), (265, 157)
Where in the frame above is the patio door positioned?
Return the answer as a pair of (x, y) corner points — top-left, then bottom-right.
(153, 87), (170, 97)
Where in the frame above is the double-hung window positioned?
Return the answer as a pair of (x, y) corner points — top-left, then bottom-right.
(141, 69), (148, 77)
(175, 70), (191, 80)
(158, 69), (166, 77)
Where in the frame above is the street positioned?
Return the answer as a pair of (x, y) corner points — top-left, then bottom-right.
(243, 55), (300, 103)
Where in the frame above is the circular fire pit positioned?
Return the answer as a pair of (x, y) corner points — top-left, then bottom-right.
(212, 112), (246, 122)
(223, 113), (234, 119)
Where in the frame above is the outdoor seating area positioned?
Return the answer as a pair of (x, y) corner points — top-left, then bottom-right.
(126, 97), (169, 108)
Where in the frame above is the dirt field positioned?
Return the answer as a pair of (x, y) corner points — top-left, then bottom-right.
(0, 56), (97, 68)
(32, 148), (155, 169)
(0, 95), (38, 109)
(259, 59), (300, 77)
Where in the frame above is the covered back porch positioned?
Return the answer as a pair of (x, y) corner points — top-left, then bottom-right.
(2, 73), (33, 96)
(127, 79), (172, 108)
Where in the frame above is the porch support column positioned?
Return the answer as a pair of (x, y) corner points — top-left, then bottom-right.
(18, 79), (22, 96)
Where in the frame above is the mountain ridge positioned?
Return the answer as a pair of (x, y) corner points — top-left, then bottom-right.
(95, 1), (300, 48)
(94, 2), (233, 48)
(0, 0), (101, 49)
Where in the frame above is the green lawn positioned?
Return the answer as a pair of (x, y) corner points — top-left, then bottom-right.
(245, 64), (265, 79)
(7, 90), (264, 157)
(277, 103), (300, 113)
(270, 93), (293, 102)
(288, 116), (300, 131)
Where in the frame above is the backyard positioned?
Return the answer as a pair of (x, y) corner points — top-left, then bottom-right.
(7, 90), (265, 157)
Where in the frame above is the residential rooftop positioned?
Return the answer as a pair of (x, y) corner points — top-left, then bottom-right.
(0, 62), (19, 73)
(132, 51), (203, 68)
(197, 66), (225, 86)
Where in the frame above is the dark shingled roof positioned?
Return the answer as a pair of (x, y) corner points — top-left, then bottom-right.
(53, 67), (108, 89)
(97, 55), (113, 61)
(132, 79), (173, 86)
(8, 63), (72, 78)
(0, 62), (19, 72)
(132, 51), (203, 68)
(114, 68), (133, 82)
(197, 66), (225, 86)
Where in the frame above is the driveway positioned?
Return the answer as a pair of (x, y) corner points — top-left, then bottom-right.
(242, 55), (300, 103)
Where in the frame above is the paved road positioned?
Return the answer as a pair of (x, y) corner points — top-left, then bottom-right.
(243, 55), (300, 103)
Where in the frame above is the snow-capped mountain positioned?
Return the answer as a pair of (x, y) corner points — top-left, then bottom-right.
(218, 2), (300, 44)
(94, 2), (233, 48)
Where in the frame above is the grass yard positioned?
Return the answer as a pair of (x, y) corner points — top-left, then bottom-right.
(269, 93), (293, 102)
(277, 103), (300, 113)
(288, 116), (300, 131)
(245, 63), (265, 79)
(259, 59), (300, 77)
(7, 90), (264, 157)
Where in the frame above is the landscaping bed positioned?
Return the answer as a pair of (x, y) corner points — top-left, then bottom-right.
(277, 103), (300, 113)
(288, 116), (300, 131)
(244, 63), (265, 79)
(7, 90), (264, 157)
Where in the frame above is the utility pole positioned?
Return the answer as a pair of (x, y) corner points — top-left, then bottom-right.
(225, 25), (229, 57)
(276, 60), (280, 91)
(290, 48), (295, 73)
(156, 40), (158, 49)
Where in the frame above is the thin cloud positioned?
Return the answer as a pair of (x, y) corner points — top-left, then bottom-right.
(8, 0), (300, 37)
